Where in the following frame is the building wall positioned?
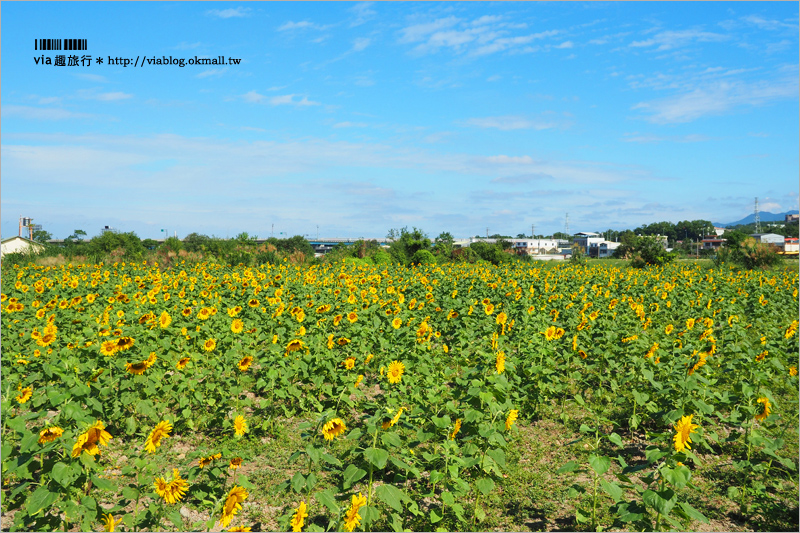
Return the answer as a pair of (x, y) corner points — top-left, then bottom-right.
(1, 237), (44, 258)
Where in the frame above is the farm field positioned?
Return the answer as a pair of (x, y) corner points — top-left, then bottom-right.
(2, 259), (798, 532)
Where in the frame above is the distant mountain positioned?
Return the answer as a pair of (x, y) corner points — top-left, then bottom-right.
(714, 210), (799, 228)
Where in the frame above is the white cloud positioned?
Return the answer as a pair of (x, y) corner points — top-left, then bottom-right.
(398, 17), (461, 43)
(349, 2), (376, 27)
(464, 115), (558, 131)
(269, 94), (320, 107)
(633, 77), (799, 123)
(278, 20), (328, 31)
(206, 7), (251, 19)
(622, 132), (711, 143)
(333, 122), (368, 128)
(352, 37), (371, 52)
(741, 15), (797, 31)
(83, 91), (132, 102)
(1, 105), (98, 121)
(38, 97), (61, 105)
(73, 73), (108, 83)
(174, 41), (203, 50)
(196, 68), (228, 79)
(630, 29), (728, 51)
(556, 41), (574, 49)
(241, 90), (265, 103)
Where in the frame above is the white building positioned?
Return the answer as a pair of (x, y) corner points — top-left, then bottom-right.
(1, 236), (45, 258)
(573, 232), (603, 252)
(751, 233), (785, 245)
(595, 241), (621, 258)
(512, 238), (560, 256)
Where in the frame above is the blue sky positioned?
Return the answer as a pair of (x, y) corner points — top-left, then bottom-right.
(2, 1), (798, 240)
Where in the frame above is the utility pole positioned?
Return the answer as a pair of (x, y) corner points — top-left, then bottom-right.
(271, 224), (274, 238)
(531, 224), (535, 238)
(316, 225), (319, 240)
(486, 227), (489, 239)
(754, 197), (761, 234)
(564, 212), (570, 238)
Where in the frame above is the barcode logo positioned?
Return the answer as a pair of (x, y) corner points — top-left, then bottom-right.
(35, 38), (87, 51)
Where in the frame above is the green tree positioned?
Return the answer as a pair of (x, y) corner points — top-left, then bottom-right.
(31, 229), (52, 243)
(387, 227), (431, 265)
(161, 236), (184, 253)
(411, 249), (436, 265)
(183, 232), (211, 252)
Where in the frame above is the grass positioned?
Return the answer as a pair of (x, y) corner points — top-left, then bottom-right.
(81, 389), (797, 533)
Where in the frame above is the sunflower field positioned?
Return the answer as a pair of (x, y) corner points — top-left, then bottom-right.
(2, 259), (798, 532)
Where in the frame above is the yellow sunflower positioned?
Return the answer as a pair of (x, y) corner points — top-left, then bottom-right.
(153, 468), (189, 504)
(203, 338), (216, 352)
(386, 360), (405, 384)
(159, 311), (172, 328)
(290, 501), (308, 532)
(231, 319), (244, 334)
(16, 386), (33, 404)
(392, 317), (403, 329)
(343, 492), (367, 532)
(505, 409), (519, 431)
(102, 513), (123, 532)
(238, 356), (253, 372)
(219, 486), (248, 528)
(450, 419), (462, 440)
(672, 415), (699, 453)
(145, 420), (172, 453)
(322, 418), (347, 441)
(229, 457), (243, 470)
(233, 415), (248, 437)
(343, 356), (356, 370)
(38, 426), (64, 444)
(496, 352), (505, 374)
(755, 397), (771, 421)
(72, 420), (113, 457)
(176, 357), (190, 370)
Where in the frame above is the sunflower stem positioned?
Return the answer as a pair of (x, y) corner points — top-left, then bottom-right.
(366, 428), (379, 507)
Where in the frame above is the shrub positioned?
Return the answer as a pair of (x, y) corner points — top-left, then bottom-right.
(411, 249), (436, 265)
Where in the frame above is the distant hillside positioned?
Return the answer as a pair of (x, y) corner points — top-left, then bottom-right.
(714, 210), (799, 228)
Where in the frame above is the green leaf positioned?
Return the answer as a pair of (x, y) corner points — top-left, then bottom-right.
(17, 423), (41, 449)
(376, 484), (405, 513)
(168, 510), (184, 529)
(441, 491), (455, 506)
(678, 502), (709, 524)
(589, 454), (611, 476)
(486, 448), (506, 467)
(391, 512), (404, 532)
(320, 452), (342, 467)
(475, 477), (495, 495)
(26, 486), (58, 516)
(306, 444), (321, 464)
(557, 460), (580, 474)
(692, 398), (714, 415)
(430, 509), (443, 524)
(91, 474), (115, 491)
(122, 486), (139, 500)
(608, 432), (623, 448)
(364, 447), (389, 469)
(291, 472), (306, 494)
(660, 465), (690, 489)
(644, 447), (667, 464)
(50, 462), (76, 488)
(342, 464), (367, 489)
(431, 415), (451, 429)
(642, 488), (676, 516)
(316, 489), (339, 515)
(599, 479), (623, 502)
(382, 432), (402, 448)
